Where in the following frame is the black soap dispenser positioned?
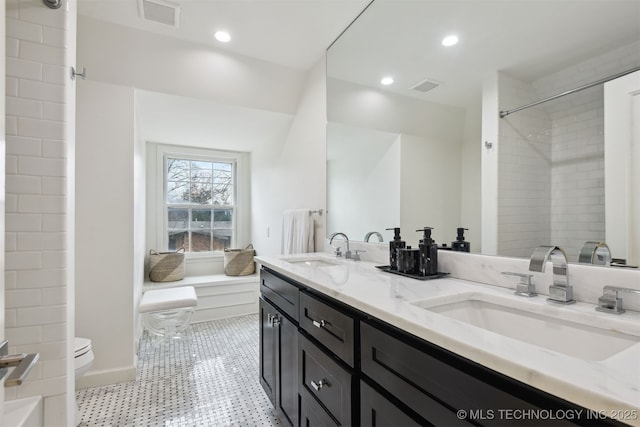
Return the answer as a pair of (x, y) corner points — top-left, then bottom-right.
(416, 227), (438, 276)
(452, 227), (470, 252)
(386, 227), (406, 270)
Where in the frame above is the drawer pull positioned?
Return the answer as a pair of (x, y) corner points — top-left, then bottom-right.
(272, 317), (281, 327)
(312, 319), (326, 328)
(310, 379), (327, 391)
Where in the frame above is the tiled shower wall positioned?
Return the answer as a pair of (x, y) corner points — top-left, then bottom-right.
(4, 0), (72, 422)
(533, 41), (640, 261)
(498, 41), (640, 261)
(497, 72), (552, 258)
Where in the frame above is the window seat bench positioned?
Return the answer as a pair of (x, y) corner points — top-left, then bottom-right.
(143, 273), (259, 323)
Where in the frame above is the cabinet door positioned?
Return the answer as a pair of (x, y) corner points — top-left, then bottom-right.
(277, 313), (298, 427)
(300, 388), (339, 427)
(300, 334), (352, 426)
(259, 298), (277, 405)
(361, 381), (423, 427)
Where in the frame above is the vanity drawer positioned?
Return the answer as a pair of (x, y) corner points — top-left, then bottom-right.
(300, 334), (352, 426)
(299, 291), (355, 367)
(260, 268), (299, 322)
(361, 321), (563, 427)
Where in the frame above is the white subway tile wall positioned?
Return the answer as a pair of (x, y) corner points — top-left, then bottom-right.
(498, 41), (640, 261)
(533, 41), (640, 261)
(4, 0), (71, 405)
(497, 72), (552, 258)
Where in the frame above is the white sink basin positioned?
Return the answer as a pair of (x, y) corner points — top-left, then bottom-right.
(411, 293), (639, 361)
(284, 257), (341, 268)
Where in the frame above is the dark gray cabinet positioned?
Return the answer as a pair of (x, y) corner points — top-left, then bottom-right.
(260, 268), (301, 427)
(360, 381), (422, 427)
(361, 319), (625, 427)
(299, 291), (355, 367)
(300, 334), (353, 426)
(300, 385), (339, 427)
(259, 297), (278, 404)
(261, 267), (624, 427)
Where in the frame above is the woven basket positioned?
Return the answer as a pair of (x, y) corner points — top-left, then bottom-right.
(148, 248), (185, 282)
(224, 244), (256, 276)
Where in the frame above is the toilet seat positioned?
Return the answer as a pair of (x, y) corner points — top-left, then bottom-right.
(74, 337), (94, 376)
(75, 337), (92, 359)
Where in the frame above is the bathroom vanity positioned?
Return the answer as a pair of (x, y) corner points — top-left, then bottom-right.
(256, 254), (639, 427)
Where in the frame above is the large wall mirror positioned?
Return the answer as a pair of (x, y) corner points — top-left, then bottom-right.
(326, 0), (640, 264)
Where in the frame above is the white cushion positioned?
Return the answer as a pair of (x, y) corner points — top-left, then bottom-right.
(139, 286), (198, 313)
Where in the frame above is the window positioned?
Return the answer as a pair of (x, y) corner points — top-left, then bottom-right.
(164, 156), (236, 254)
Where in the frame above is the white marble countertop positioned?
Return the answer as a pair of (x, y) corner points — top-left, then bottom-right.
(256, 253), (640, 426)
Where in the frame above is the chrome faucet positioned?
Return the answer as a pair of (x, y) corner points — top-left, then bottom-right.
(596, 286), (640, 314)
(529, 245), (574, 304)
(578, 241), (611, 266)
(329, 232), (351, 258)
(364, 231), (383, 243)
(502, 272), (537, 297)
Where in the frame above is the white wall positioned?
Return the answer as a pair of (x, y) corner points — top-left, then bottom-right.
(75, 81), (137, 387)
(327, 126), (401, 243)
(400, 134), (462, 247)
(251, 59), (328, 256)
(460, 105), (482, 251)
(327, 78), (464, 144)
(75, 15), (326, 384)
(327, 78), (468, 247)
(132, 94), (145, 356)
(497, 72), (552, 258)
(4, 0), (74, 423)
(481, 73), (499, 255)
(77, 16), (304, 115)
(0, 0), (6, 421)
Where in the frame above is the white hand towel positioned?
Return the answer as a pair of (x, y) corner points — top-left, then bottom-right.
(281, 209), (315, 255)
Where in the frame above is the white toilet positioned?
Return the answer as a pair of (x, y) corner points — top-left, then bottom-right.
(75, 337), (94, 377)
(75, 337), (94, 425)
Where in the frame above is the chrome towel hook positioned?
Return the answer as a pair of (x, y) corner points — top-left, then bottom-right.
(71, 66), (87, 80)
(42, 0), (63, 9)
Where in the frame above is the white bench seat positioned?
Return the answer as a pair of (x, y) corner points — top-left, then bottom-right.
(139, 286), (198, 313)
(142, 274), (260, 323)
(140, 286), (199, 338)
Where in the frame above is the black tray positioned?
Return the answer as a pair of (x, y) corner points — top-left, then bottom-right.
(375, 265), (449, 281)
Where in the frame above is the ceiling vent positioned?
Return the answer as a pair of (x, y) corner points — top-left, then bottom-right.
(138, 0), (180, 28)
(410, 78), (442, 93)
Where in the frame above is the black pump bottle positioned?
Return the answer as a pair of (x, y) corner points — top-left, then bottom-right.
(452, 227), (470, 252)
(416, 227), (438, 276)
(386, 227), (406, 270)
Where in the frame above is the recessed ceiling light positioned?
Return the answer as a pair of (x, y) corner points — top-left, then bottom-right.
(442, 35), (459, 47)
(380, 76), (394, 85)
(214, 30), (231, 43)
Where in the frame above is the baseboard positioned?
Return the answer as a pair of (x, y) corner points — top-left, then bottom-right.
(76, 366), (136, 389)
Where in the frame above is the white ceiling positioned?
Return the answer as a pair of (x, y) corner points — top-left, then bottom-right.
(78, 0), (640, 112)
(327, 0), (640, 108)
(77, 0), (371, 70)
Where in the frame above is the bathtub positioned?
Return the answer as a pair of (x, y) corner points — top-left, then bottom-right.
(4, 396), (44, 427)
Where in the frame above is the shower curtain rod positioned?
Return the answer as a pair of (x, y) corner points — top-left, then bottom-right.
(499, 65), (640, 118)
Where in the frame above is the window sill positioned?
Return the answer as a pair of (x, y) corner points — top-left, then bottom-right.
(185, 253), (224, 263)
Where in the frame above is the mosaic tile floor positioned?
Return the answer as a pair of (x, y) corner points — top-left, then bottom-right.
(76, 314), (283, 426)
